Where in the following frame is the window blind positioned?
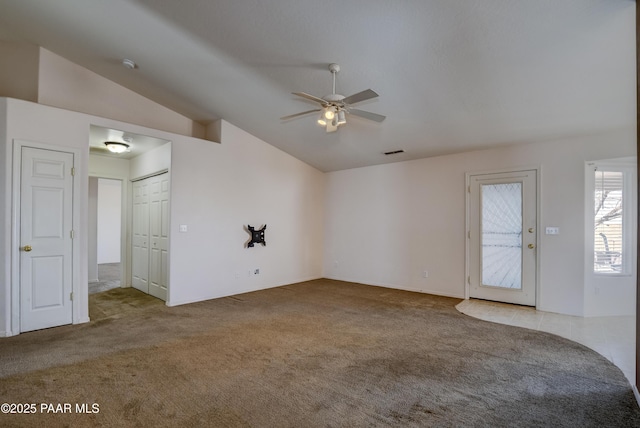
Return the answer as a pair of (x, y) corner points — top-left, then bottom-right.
(594, 169), (623, 273)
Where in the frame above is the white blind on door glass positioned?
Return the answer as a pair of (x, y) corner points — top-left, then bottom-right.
(594, 169), (623, 273)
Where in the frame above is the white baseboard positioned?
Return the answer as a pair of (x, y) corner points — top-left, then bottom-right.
(166, 276), (323, 307)
(633, 385), (640, 408)
(324, 275), (464, 299)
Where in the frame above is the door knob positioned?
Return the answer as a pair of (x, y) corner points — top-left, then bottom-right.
(528, 228), (534, 233)
(528, 243), (535, 249)
(22, 245), (32, 252)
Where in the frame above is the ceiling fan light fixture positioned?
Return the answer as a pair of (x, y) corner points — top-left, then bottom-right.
(104, 141), (130, 153)
(323, 108), (335, 120)
(283, 63), (384, 131)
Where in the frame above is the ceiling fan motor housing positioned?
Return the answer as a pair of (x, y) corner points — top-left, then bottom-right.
(323, 93), (345, 108)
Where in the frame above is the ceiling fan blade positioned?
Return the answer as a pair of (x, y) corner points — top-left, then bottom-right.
(280, 109), (321, 120)
(348, 109), (386, 122)
(292, 92), (327, 105)
(342, 89), (379, 105)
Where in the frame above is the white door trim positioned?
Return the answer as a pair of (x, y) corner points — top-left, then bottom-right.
(11, 140), (83, 336)
(89, 174), (130, 289)
(465, 166), (541, 307)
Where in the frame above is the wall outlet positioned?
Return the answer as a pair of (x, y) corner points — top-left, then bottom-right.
(423, 270), (429, 278)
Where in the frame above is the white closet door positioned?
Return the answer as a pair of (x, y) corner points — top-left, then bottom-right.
(132, 172), (169, 301)
(148, 173), (169, 300)
(132, 179), (149, 293)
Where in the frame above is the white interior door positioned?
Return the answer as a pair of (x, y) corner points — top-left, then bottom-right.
(148, 173), (169, 300)
(131, 172), (169, 301)
(20, 147), (74, 332)
(468, 170), (537, 306)
(132, 179), (149, 293)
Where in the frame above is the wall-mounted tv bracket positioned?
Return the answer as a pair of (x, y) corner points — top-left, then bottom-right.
(246, 224), (266, 247)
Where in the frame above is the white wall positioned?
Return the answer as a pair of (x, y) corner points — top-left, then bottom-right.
(168, 120), (325, 306)
(88, 177), (99, 282)
(0, 98), (325, 335)
(89, 154), (131, 179)
(130, 143), (171, 180)
(0, 42), (39, 102)
(37, 48), (206, 139)
(323, 129), (636, 317)
(97, 178), (122, 264)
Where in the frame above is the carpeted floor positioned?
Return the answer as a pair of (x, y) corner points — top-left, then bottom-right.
(88, 263), (121, 295)
(0, 279), (638, 427)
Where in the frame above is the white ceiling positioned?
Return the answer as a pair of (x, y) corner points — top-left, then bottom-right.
(0, 0), (635, 172)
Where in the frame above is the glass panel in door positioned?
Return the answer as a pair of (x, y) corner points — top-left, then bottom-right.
(481, 183), (522, 289)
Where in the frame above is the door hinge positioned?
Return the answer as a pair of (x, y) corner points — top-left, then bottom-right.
(70, 292), (73, 301)
(70, 230), (74, 239)
(467, 185), (470, 193)
(71, 167), (75, 176)
(467, 276), (470, 285)
(467, 231), (470, 239)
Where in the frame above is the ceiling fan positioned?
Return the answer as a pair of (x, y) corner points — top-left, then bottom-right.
(281, 63), (385, 132)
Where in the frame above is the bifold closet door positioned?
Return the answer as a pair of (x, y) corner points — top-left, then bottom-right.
(148, 173), (169, 301)
(132, 172), (169, 301)
(132, 179), (149, 293)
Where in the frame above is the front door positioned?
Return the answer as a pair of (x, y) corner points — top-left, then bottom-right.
(20, 147), (74, 332)
(468, 170), (537, 306)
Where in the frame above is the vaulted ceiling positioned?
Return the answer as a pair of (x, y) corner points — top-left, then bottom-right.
(0, 0), (635, 171)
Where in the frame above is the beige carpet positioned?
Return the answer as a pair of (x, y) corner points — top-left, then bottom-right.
(88, 263), (121, 295)
(0, 279), (638, 427)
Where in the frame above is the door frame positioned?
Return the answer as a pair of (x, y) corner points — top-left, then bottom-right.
(89, 174), (130, 290)
(465, 166), (541, 307)
(10, 139), (83, 336)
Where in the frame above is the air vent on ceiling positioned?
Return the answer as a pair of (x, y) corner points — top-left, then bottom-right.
(383, 149), (405, 156)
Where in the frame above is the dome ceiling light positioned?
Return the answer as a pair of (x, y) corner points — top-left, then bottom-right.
(104, 141), (130, 153)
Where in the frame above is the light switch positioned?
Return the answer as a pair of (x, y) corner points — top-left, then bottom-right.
(545, 227), (559, 235)
(179, 224), (188, 233)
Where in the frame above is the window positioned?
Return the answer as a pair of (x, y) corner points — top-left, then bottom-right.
(589, 161), (634, 275)
(593, 169), (623, 273)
